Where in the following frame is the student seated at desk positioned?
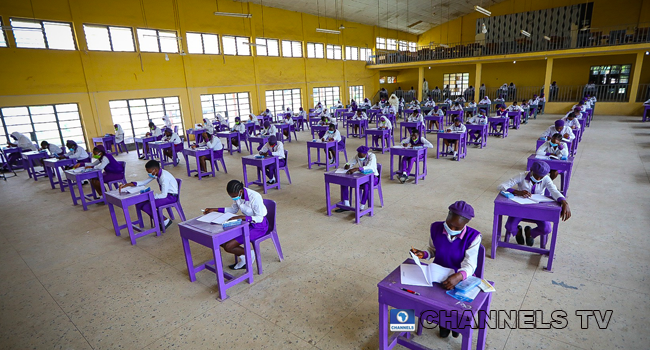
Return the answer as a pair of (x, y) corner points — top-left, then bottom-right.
(74, 145), (124, 195)
(479, 96), (491, 105)
(572, 100), (585, 112)
(162, 128), (183, 163)
(465, 100), (477, 117)
(454, 96), (466, 106)
(398, 130), (433, 183)
(351, 110), (368, 136)
(191, 132), (223, 175)
(203, 180), (268, 270)
(409, 99), (420, 109)
(382, 104), (396, 115)
(410, 201), (481, 338)
(541, 120), (575, 142)
(536, 133), (569, 180)
(3, 132), (37, 170)
(282, 113), (294, 137)
(423, 97), (435, 107)
(61, 140), (89, 163)
(506, 101), (524, 112)
(444, 118), (467, 160)
(261, 109), (271, 117)
(120, 160), (178, 230)
(426, 106), (444, 131)
(644, 98), (650, 105)
(467, 109), (488, 125)
(335, 100), (344, 108)
(538, 93), (547, 114)
(259, 135), (284, 185)
(450, 102), (463, 111)
(260, 120), (278, 137)
(495, 104), (507, 116)
(493, 95), (505, 108)
(442, 97), (452, 106)
(497, 161), (571, 247)
(321, 123), (342, 164)
(336, 145), (378, 212)
(230, 117), (247, 148)
(112, 124), (125, 144)
(40, 141), (64, 157)
(406, 109), (424, 126)
(163, 115), (172, 129)
(141, 122), (163, 159)
(562, 111), (581, 130)
(374, 115), (393, 147)
(216, 113), (229, 127)
(201, 118), (215, 134)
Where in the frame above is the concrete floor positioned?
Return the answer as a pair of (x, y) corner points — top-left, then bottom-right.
(1, 113), (648, 350)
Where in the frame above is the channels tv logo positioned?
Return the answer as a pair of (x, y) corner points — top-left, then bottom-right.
(390, 309), (415, 331)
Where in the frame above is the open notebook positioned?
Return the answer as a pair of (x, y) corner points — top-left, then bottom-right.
(121, 186), (147, 194)
(510, 194), (555, 205)
(196, 212), (236, 224)
(400, 251), (455, 287)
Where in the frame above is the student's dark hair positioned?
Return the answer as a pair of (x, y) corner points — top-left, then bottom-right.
(145, 160), (160, 170)
(92, 146), (104, 154)
(40, 141), (49, 146)
(226, 179), (244, 194)
(551, 133), (562, 140)
(410, 128), (419, 136)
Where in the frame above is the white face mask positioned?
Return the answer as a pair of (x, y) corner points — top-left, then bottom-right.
(530, 175), (542, 183)
(443, 222), (463, 236)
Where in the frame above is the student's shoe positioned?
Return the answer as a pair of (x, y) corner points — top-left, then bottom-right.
(228, 253), (255, 270)
(515, 225), (524, 245)
(452, 331), (459, 338)
(439, 327), (451, 338)
(399, 174), (407, 184)
(329, 158), (336, 164)
(360, 204), (366, 210)
(138, 156), (145, 159)
(164, 218), (173, 229)
(194, 174), (199, 177)
(334, 208), (347, 213)
(266, 178), (276, 184)
(524, 226), (534, 247)
(343, 200), (350, 207)
(453, 151), (459, 160)
(81, 180), (89, 185)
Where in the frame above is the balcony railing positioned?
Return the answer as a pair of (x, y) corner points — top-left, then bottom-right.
(548, 84), (629, 102)
(369, 23), (650, 65)
(637, 84), (650, 102)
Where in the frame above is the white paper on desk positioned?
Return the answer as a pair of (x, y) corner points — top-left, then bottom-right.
(510, 196), (537, 205)
(197, 212), (236, 224)
(530, 194), (554, 203)
(401, 252), (454, 286)
(122, 186), (146, 194)
(535, 155), (549, 160)
(71, 168), (85, 174)
(334, 168), (348, 174)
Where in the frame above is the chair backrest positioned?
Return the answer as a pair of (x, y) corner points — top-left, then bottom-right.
(283, 150), (288, 165)
(376, 163), (382, 181)
(118, 161), (126, 173)
(475, 245), (485, 279)
(262, 199), (277, 235)
(176, 178), (182, 195)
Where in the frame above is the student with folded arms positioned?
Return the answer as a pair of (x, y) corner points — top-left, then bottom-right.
(410, 201), (481, 339)
(259, 135), (284, 185)
(337, 146), (378, 212)
(536, 133), (569, 180)
(541, 120), (575, 141)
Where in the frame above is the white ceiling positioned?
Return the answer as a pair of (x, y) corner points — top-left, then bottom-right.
(235, 0), (503, 35)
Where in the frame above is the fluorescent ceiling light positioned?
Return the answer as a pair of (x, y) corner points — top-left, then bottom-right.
(474, 6), (491, 16)
(439, 44), (449, 48)
(544, 36), (551, 41)
(244, 42), (266, 47)
(316, 28), (341, 34)
(481, 23), (488, 34)
(214, 12), (252, 18)
(520, 30), (531, 37)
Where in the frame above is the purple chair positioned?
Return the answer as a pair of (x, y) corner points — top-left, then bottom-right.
(415, 245), (486, 335)
(279, 150), (291, 184)
(375, 163), (384, 207)
(157, 178), (186, 233)
(337, 136), (348, 162)
(210, 149), (228, 174)
(106, 161), (128, 190)
(252, 199), (284, 275)
(0, 148), (18, 180)
(115, 140), (128, 154)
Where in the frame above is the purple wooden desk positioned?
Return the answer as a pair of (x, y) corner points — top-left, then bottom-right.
(389, 146), (427, 184)
(446, 110), (463, 125)
(273, 123), (291, 142)
(245, 122), (259, 136)
(182, 148), (214, 180)
(477, 104), (491, 117)
(43, 158), (75, 191)
(309, 116), (321, 128)
(488, 117), (509, 138)
(292, 115), (306, 131)
(105, 189), (161, 245)
(507, 111), (521, 129)
(367, 109), (381, 123)
(334, 108), (348, 121)
(436, 132), (467, 160)
(526, 155), (574, 197)
(216, 131), (241, 155)
(324, 170), (374, 224)
(185, 128), (206, 148)
(134, 136), (158, 160)
(307, 141), (339, 171)
(347, 119), (368, 138)
(424, 115), (444, 133)
(377, 113), (396, 128)
(92, 135), (116, 155)
(585, 108), (594, 126)
(378, 260), (493, 350)
(400, 121), (424, 140)
(242, 155), (280, 194)
(21, 151), (48, 181)
(577, 120), (587, 141)
(148, 141), (178, 169)
(64, 169), (106, 210)
(643, 105), (650, 122)
(365, 128), (392, 154)
(248, 135), (269, 155)
(341, 112), (354, 127)
(178, 217), (254, 301)
(311, 125), (330, 139)
(466, 124), (488, 148)
(491, 194), (562, 271)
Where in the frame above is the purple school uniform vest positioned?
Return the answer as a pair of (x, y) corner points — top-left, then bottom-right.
(429, 221), (481, 273)
(102, 153), (123, 174)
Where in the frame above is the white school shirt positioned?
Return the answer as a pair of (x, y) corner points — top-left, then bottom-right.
(423, 100), (434, 107)
(498, 172), (565, 202)
(407, 113), (424, 123)
(540, 125), (575, 141)
(347, 152), (378, 176)
(45, 144), (63, 156)
(644, 99), (650, 105)
(400, 137), (433, 148)
(163, 116), (172, 128)
(11, 132), (36, 151)
(114, 125), (125, 143)
(507, 105), (524, 112)
(66, 146), (89, 160)
(352, 112), (368, 120)
(572, 104), (585, 112)
(150, 127), (162, 137)
(206, 137), (223, 151)
(443, 99), (452, 105)
(529, 98), (539, 106)
(467, 102), (477, 108)
(590, 97), (597, 103)
(425, 227), (481, 280)
(283, 117), (295, 126)
(231, 123), (246, 134)
(203, 121), (215, 134)
(428, 109), (444, 116)
(88, 156), (109, 170)
(562, 117), (581, 129)
(480, 97), (491, 104)
(315, 107), (323, 114)
(164, 132), (183, 145)
(378, 118), (393, 130)
(455, 97), (466, 104)
(467, 115), (488, 125)
(298, 110), (307, 118)
(217, 114), (228, 124)
(322, 129), (341, 142)
(260, 141), (285, 159)
(223, 187), (267, 223)
(494, 98), (504, 103)
(382, 106), (396, 114)
(450, 105), (463, 111)
(536, 141), (569, 158)
(135, 169), (179, 199)
(446, 123), (467, 133)
(260, 124), (278, 136)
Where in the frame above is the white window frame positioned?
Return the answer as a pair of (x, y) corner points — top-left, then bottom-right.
(255, 37), (279, 56)
(200, 92), (251, 127)
(443, 73), (470, 97)
(265, 89), (302, 115)
(136, 28), (179, 53)
(306, 42), (324, 58)
(345, 46), (358, 60)
(386, 38), (397, 50)
(349, 85), (364, 103)
(409, 42), (417, 52)
(281, 40), (303, 58)
(326, 44), (342, 60)
(359, 48), (372, 61)
(109, 96), (184, 143)
(398, 40), (408, 51)
(222, 35), (251, 56)
(83, 24), (135, 52)
(313, 86), (340, 107)
(10, 18), (76, 50)
(376, 37), (386, 50)
(0, 18), (8, 48)
(186, 32), (220, 55)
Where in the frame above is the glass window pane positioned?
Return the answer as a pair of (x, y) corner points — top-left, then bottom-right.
(159, 31), (178, 53)
(292, 41), (302, 57)
(84, 25), (111, 51)
(222, 36), (236, 55)
(137, 29), (159, 52)
(109, 27), (135, 52)
(307, 43), (314, 58)
(202, 34), (219, 54)
(43, 22), (75, 50)
(255, 38), (268, 56)
(315, 43), (324, 58)
(282, 40), (291, 57)
(236, 37), (250, 55)
(187, 32), (203, 54)
(0, 19), (6, 48)
(267, 39), (279, 56)
(11, 19), (46, 49)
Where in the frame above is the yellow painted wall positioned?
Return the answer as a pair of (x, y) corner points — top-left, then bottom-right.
(481, 60), (547, 87)
(551, 54), (638, 85)
(418, 0), (650, 47)
(0, 0), (414, 144)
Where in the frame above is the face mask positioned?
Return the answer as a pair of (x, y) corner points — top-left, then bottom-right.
(531, 175), (542, 183)
(328, 130), (334, 134)
(93, 154), (101, 159)
(358, 157), (366, 162)
(148, 172), (157, 179)
(236, 122), (240, 125)
(549, 142), (558, 147)
(150, 127), (154, 130)
(443, 222), (463, 236)
(231, 195), (241, 201)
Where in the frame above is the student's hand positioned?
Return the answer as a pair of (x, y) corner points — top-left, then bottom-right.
(119, 183), (134, 189)
(84, 166), (93, 169)
(191, 145), (197, 149)
(344, 164), (350, 170)
(563, 133), (570, 139)
(442, 272), (464, 290)
(346, 168), (357, 175)
(203, 208), (218, 214)
(72, 163), (81, 169)
(560, 201), (571, 221)
(514, 190), (531, 198)
(231, 215), (247, 220)
(410, 248), (426, 259)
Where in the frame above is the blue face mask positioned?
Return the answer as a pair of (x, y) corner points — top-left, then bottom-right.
(530, 175), (542, 183)
(358, 157), (366, 162)
(328, 130), (334, 134)
(148, 172), (157, 179)
(443, 222), (463, 236)
(549, 142), (558, 147)
(231, 195), (241, 201)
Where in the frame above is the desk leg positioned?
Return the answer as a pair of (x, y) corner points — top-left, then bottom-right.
(307, 147), (312, 169)
(390, 153), (394, 180)
(181, 237), (197, 282)
(45, 166), (55, 189)
(379, 302), (389, 350)
(545, 220), (559, 272)
(354, 185), (361, 224)
(68, 179), (77, 205)
(491, 213), (500, 259)
(243, 163), (249, 187)
(108, 203), (120, 236)
(213, 248), (229, 300)
(476, 292), (492, 350)
(436, 137), (440, 159)
(325, 181), (332, 216)
(123, 206), (137, 245)
(261, 166), (268, 194)
(150, 198), (161, 237)
(78, 181), (88, 211)
(55, 167), (66, 192)
(276, 158), (281, 190)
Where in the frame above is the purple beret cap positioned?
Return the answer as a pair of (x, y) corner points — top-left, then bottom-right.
(448, 201), (475, 219)
(531, 160), (551, 176)
(356, 145), (369, 154)
(555, 119), (565, 128)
